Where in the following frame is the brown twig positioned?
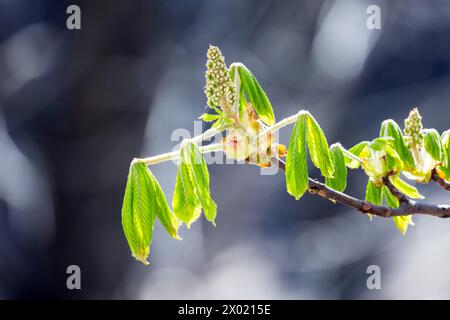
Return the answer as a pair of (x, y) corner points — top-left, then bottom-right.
(431, 168), (450, 192)
(274, 158), (450, 218)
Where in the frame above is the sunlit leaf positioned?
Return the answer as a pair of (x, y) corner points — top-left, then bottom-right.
(366, 180), (382, 205)
(370, 137), (394, 151)
(440, 130), (450, 180)
(305, 112), (334, 178)
(382, 185), (399, 208)
(380, 120), (415, 170)
(232, 63), (276, 125)
(345, 141), (370, 169)
(325, 143), (347, 192)
(424, 129), (447, 166)
(186, 142), (217, 226)
(199, 113), (221, 122)
(384, 145), (404, 173)
(173, 142), (217, 228)
(392, 215), (414, 235)
(147, 169), (181, 240)
(121, 160), (156, 265)
(286, 113), (309, 199)
(173, 147), (201, 228)
(382, 185), (413, 235)
(365, 180), (382, 221)
(389, 175), (424, 199)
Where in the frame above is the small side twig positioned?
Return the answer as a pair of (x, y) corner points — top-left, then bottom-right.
(431, 168), (450, 192)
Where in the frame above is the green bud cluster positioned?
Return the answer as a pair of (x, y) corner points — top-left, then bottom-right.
(204, 45), (236, 109)
(404, 108), (424, 147)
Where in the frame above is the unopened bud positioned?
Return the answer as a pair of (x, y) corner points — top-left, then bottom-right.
(404, 107), (424, 147)
(204, 45), (236, 109)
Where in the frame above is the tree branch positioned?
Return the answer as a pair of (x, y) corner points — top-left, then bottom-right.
(431, 168), (450, 192)
(274, 158), (450, 218)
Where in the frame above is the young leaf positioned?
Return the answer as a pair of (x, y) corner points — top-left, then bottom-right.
(380, 120), (415, 170)
(146, 169), (181, 240)
(286, 113), (309, 199)
(384, 145), (404, 173)
(305, 112), (334, 177)
(199, 113), (220, 122)
(424, 129), (446, 165)
(173, 142), (217, 228)
(440, 130), (450, 179)
(440, 164), (450, 181)
(370, 137), (394, 151)
(366, 180), (382, 205)
(444, 130), (450, 158)
(121, 160), (156, 265)
(233, 63), (276, 125)
(229, 64), (246, 119)
(382, 185), (399, 208)
(392, 215), (414, 236)
(325, 143), (347, 192)
(173, 148), (201, 228)
(389, 175), (424, 199)
(382, 186), (413, 235)
(185, 142), (217, 226)
(365, 179), (382, 221)
(345, 141), (370, 169)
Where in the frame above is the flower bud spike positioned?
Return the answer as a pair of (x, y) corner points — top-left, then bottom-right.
(204, 45), (236, 110)
(404, 107), (424, 148)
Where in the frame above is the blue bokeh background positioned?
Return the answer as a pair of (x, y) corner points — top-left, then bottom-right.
(0, 0), (450, 299)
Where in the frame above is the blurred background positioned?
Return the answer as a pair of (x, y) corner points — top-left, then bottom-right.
(1, 0), (450, 299)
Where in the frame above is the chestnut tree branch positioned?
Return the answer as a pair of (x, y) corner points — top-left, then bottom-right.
(274, 158), (450, 218)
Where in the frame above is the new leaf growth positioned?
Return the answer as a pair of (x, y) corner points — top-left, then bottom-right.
(121, 46), (450, 265)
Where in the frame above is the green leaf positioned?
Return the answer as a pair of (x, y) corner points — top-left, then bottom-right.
(370, 137), (394, 151)
(380, 120), (415, 170)
(173, 142), (217, 228)
(121, 160), (156, 265)
(345, 141), (370, 169)
(211, 114), (234, 130)
(305, 112), (334, 177)
(173, 148), (201, 228)
(233, 63), (276, 125)
(392, 215), (414, 235)
(286, 113), (309, 199)
(365, 180), (382, 205)
(147, 169), (181, 240)
(382, 185), (399, 208)
(440, 165), (450, 181)
(382, 185), (413, 235)
(444, 130), (450, 158)
(199, 113), (220, 122)
(384, 145), (404, 173)
(186, 142), (217, 226)
(440, 130), (450, 179)
(389, 175), (424, 199)
(229, 64), (247, 120)
(365, 179), (382, 221)
(238, 89), (247, 121)
(325, 143), (347, 192)
(424, 129), (446, 165)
